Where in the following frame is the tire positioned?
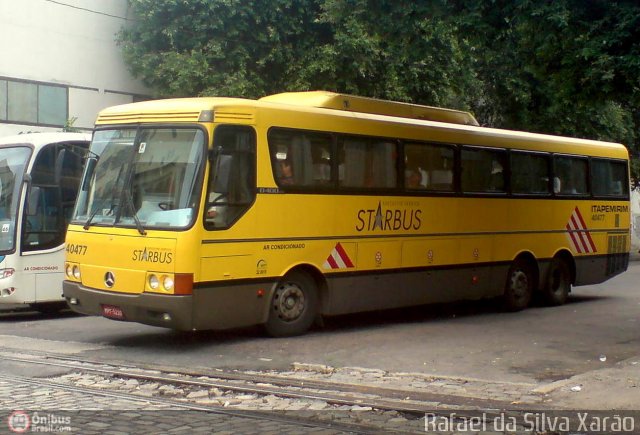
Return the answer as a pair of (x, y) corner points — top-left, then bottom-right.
(264, 271), (318, 337)
(542, 257), (571, 306)
(503, 259), (534, 312)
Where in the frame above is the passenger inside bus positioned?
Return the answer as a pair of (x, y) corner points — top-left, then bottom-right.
(405, 167), (428, 189)
(489, 159), (505, 191)
(278, 159), (294, 185)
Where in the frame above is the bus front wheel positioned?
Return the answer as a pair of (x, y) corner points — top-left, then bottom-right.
(542, 257), (571, 306)
(265, 271), (318, 337)
(503, 259), (534, 311)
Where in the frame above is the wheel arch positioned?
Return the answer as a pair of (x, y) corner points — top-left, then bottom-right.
(262, 263), (326, 337)
(279, 263), (328, 313)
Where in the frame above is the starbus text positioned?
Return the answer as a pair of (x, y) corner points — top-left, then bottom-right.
(356, 203), (422, 232)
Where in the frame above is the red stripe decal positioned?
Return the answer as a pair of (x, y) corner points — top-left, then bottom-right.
(334, 243), (354, 268)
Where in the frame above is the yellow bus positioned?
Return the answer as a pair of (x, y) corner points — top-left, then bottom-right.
(62, 91), (630, 336)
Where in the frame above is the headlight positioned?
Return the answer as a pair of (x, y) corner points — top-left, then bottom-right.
(72, 265), (81, 280)
(66, 264), (73, 278)
(162, 275), (174, 291)
(149, 274), (159, 290)
(0, 268), (14, 279)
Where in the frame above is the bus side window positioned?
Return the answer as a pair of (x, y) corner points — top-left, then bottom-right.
(404, 142), (455, 191)
(205, 126), (255, 229)
(461, 147), (506, 193)
(511, 151), (551, 195)
(268, 129), (333, 188)
(339, 137), (397, 189)
(554, 156), (588, 195)
(592, 158), (628, 197)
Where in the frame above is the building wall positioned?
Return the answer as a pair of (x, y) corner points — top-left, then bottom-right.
(0, 0), (149, 135)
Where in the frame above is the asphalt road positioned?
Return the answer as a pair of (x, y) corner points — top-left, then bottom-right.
(1, 262), (639, 386)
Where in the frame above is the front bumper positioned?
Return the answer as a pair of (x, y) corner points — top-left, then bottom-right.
(63, 281), (194, 330)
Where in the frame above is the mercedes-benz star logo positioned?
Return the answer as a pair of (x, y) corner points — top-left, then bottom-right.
(104, 271), (115, 288)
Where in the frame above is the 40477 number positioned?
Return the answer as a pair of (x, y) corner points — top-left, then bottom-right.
(66, 244), (88, 255)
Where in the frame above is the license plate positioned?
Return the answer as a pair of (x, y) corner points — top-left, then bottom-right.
(101, 304), (125, 320)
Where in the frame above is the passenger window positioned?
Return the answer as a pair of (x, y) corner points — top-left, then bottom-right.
(338, 136), (397, 189)
(511, 152), (550, 194)
(205, 126), (255, 229)
(461, 147), (507, 193)
(404, 142), (455, 191)
(554, 156), (588, 195)
(591, 159), (628, 197)
(268, 129), (333, 188)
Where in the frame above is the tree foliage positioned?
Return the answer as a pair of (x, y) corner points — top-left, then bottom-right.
(119, 0), (640, 175)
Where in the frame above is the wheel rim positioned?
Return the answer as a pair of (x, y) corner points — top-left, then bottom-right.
(510, 268), (529, 301)
(273, 282), (305, 322)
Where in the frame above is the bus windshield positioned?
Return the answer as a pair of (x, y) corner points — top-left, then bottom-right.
(72, 127), (205, 230)
(0, 147), (31, 253)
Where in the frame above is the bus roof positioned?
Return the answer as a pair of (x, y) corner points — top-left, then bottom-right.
(97, 92), (479, 126)
(94, 93), (627, 158)
(0, 132), (91, 148)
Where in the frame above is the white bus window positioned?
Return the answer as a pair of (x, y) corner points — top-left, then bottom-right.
(0, 147), (30, 252)
(23, 142), (87, 251)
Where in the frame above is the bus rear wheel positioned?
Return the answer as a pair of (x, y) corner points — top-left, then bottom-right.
(503, 259), (534, 311)
(265, 271), (318, 337)
(542, 257), (571, 306)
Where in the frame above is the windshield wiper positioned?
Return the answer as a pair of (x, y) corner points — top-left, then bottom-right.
(123, 188), (146, 236)
(83, 201), (117, 230)
(83, 164), (123, 230)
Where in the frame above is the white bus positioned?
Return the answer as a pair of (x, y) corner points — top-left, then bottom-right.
(0, 132), (89, 312)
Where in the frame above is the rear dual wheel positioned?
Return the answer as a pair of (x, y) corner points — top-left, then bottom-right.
(503, 256), (571, 311)
(542, 257), (571, 306)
